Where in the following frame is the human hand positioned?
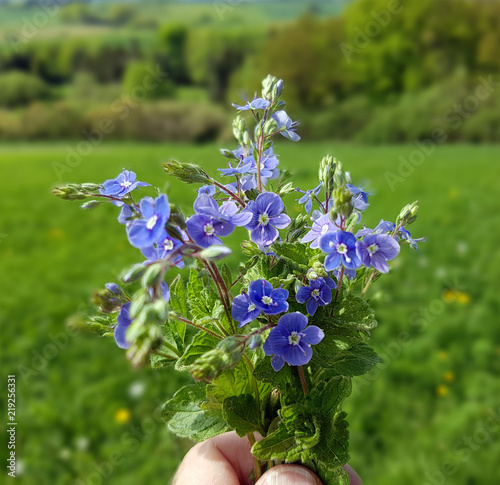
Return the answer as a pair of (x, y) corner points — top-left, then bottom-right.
(173, 431), (362, 484)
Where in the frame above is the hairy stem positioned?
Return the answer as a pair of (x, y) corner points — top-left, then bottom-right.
(169, 314), (223, 340)
(360, 269), (378, 298)
(210, 179), (246, 207)
(335, 266), (345, 302)
(298, 366), (309, 395)
(246, 433), (262, 482)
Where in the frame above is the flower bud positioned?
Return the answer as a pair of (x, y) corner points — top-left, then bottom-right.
(121, 264), (147, 283)
(81, 200), (103, 210)
(163, 160), (209, 185)
(141, 263), (165, 289)
(197, 245), (232, 261)
(249, 334), (262, 350)
(233, 115), (247, 146)
(262, 75), (283, 102)
(129, 289), (151, 319)
(332, 184), (354, 219)
(396, 201), (419, 227)
(92, 284), (127, 313)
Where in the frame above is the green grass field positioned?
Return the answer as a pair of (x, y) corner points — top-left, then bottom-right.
(1, 141), (499, 484)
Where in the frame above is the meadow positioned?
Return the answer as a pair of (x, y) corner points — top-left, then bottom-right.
(1, 140), (499, 484)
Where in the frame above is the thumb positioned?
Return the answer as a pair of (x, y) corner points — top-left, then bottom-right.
(256, 465), (323, 485)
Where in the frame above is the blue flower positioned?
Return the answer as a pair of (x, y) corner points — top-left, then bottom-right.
(244, 193), (291, 246)
(141, 230), (184, 268)
(296, 277), (336, 316)
(127, 194), (170, 248)
(186, 214), (235, 248)
(346, 184), (369, 212)
(193, 194), (252, 227)
(356, 233), (400, 273)
(301, 213), (339, 249)
(320, 231), (361, 271)
(263, 312), (324, 371)
(232, 96), (270, 111)
(231, 292), (261, 327)
(357, 220), (425, 249)
(198, 185), (217, 196)
(218, 160), (255, 177)
(114, 302), (132, 349)
(118, 204), (134, 225)
(271, 110), (300, 141)
(248, 279), (289, 315)
(296, 182), (323, 214)
(100, 170), (150, 206)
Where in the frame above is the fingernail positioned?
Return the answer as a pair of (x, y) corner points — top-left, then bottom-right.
(256, 465), (322, 485)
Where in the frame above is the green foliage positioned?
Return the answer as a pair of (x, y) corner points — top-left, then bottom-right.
(162, 383), (229, 442)
(0, 71), (49, 108)
(122, 61), (175, 100)
(222, 394), (262, 437)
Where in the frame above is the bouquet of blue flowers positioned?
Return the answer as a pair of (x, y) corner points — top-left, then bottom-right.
(54, 75), (423, 484)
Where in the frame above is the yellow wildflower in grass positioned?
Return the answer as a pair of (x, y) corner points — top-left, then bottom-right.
(443, 371), (455, 382)
(442, 289), (457, 303)
(114, 408), (131, 424)
(442, 289), (470, 305)
(436, 385), (449, 397)
(456, 292), (471, 305)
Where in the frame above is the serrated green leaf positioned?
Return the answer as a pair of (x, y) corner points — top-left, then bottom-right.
(270, 242), (311, 271)
(253, 357), (299, 393)
(314, 411), (350, 467)
(323, 343), (383, 376)
(206, 360), (254, 404)
(220, 263), (232, 290)
(310, 377), (352, 416)
(169, 275), (188, 319)
(223, 394), (262, 437)
(335, 294), (378, 333)
(251, 424), (297, 461)
(162, 383), (229, 442)
(175, 331), (220, 371)
(315, 462), (351, 485)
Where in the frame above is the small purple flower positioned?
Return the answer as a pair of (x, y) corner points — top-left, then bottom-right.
(232, 96), (270, 111)
(301, 213), (339, 249)
(248, 279), (289, 315)
(296, 182), (323, 214)
(118, 204), (135, 225)
(218, 160), (255, 177)
(100, 170), (150, 206)
(271, 110), (300, 142)
(244, 193), (291, 246)
(357, 220), (425, 250)
(114, 302), (132, 349)
(186, 214), (234, 248)
(141, 230), (184, 268)
(127, 194), (170, 248)
(296, 277), (336, 316)
(346, 184), (369, 212)
(356, 233), (400, 273)
(194, 194), (252, 227)
(320, 231), (361, 271)
(263, 312), (324, 371)
(231, 292), (261, 327)
(198, 185), (217, 196)
(332, 267), (357, 281)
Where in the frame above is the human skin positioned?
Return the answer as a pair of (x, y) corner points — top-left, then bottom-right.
(173, 431), (362, 485)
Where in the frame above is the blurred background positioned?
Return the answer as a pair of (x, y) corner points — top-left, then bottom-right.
(0, 0), (499, 483)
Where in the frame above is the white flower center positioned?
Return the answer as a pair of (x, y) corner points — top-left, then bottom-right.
(261, 295), (273, 305)
(288, 331), (301, 346)
(258, 212), (270, 226)
(311, 289), (320, 299)
(336, 243), (348, 254)
(321, 224), (330, 235)
(204, 223), (215, 236)
(367, 243), (379, 256)
(146, 215), (158, 230)
(121, 181), (132, 188)
(248, 303), (256, 312)
(163, 239), (174, 251)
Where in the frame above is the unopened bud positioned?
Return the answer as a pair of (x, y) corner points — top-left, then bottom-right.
(197, 245), (232, 261)
(163, 160), (210, 185)
(396, 201), (419, 226)
(81, 200), (103, 210)
(249, 334), (262, 350)
(121, 264), (147, 283)
(141, 263), (164, 289)
(332, 184), (353, 218)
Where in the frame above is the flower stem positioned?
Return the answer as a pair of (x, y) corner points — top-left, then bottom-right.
(298, 366), (309, 395)
(151, 348), (178, 359)
(209, 261), (235, 333)
(360, 269), (378, 298)
(246, 433), (262, 482)
(210, 179), (246, 207)
(169, 314), (223, 340)
(335, 266), (345, 302)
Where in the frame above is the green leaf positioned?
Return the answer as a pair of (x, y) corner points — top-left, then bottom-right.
(335, 294), (378, 333)
(253, 357), (299, 393)
(176, 330), (220, 371)
(314, 411), (350, 467)
(223, 394), (261, 437)
(251, 424), (297, 461)
(220, 263), (232, 290)
(169, 275), (188, 319)
(162, 383), (229, 442)
(270, 242), (311, 271)
(315, 462), (351, 485)
(311, 377), (352, 416)
(187, 269), (211, 321)
(207, 360), (254, 404)
(323, 343), (383, 377)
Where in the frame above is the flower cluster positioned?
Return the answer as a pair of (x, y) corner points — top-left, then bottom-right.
(55, 75), (424, 484)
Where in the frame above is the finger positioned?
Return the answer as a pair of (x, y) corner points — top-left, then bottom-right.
(172, 431), (255, 485)
(343, 464), (363, 485)
(256, 464), (323, 485)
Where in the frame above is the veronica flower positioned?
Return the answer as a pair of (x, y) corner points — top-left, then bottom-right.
(296, 277), (336, 316)
(263, 312), (324, 371)
(186, 214), (234, 248)
(356, 233), (400, 273)
(127, 194), (170, 249)
(114, 302), (132, 349)
(244, 193), (291, 246)
(140, 230), (184, 268)
(100, 170), (150, 206)
(232, 96), (270, 111)
(248, 279), (289, 315)
(118, 204), (134, 225)
(272, 110), (300, 141)
(193, 194), (251, 227)
(198, 185), (217, 196)
(218, 160), (255, 177)
(301, 213), (339, 249)
(357, 220), (425, 249)
(231, 292), (261, 327)
(346, 184), (370, 212)
(319, 231), (361, 271)
(296, 182), (323, 214)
